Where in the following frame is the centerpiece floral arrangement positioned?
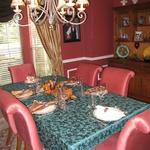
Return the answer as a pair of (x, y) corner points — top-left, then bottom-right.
(42, 80), (76, 100)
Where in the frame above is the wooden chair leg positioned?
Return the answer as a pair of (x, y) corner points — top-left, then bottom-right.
(24, 143), (30, 150)
(6, 127), (13, 145)
(16, 136), (22, 150)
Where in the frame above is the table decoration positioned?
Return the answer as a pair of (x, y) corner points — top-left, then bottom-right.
(42, 80), (77, 101)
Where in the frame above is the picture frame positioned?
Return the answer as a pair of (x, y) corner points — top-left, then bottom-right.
(122, 16), (129, 27)
(134, 31), (143, 41)
(63, 16), (81, 43)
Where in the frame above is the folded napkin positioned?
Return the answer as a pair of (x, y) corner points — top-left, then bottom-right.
(93, 105), (126, 122)
(64, 79), (79, 86)
(11, 89), (33, 98)
(11, 89), (25, 96)
(28, 100), (45, 112)
(24, 76), (40, 84)
(85, 86), (108, 95)
(29, 100), (58, 113)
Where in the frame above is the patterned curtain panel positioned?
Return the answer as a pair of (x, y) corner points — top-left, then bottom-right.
(0, 0), (14, 22)
(35, 21), (64, 76)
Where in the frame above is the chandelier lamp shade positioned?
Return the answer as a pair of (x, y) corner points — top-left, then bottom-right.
(120, 0), (138, 6)
(11, 0), (89, 27)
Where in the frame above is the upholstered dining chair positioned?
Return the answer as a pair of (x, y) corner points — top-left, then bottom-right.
(93, 108), (150, 150)
(8, 63), (36, 83)
(100, 66), (135, 96)
(0, 88), (44, 150)
(76, 63), (103, 86)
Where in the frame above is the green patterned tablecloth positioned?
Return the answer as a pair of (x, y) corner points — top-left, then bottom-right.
(1, 76), (150, 150)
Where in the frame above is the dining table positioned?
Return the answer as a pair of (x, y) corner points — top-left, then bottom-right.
(1, 75), (150, 150)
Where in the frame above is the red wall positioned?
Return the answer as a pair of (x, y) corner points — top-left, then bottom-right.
(21, 0), (149, 77)
(61, 1), (114, 77)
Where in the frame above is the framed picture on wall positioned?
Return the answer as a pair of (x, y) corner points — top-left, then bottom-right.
(63, 16), (81, 43)
(134, 31), (143, 41)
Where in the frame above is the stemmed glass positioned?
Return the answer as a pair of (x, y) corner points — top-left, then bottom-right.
(76, 77), (84, 97)
(98, 83), (107, 102)
(53, 75), (57, 89)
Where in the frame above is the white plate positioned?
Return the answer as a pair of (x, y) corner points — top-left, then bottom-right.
(93, 105), (125, 122)
(33, 104), (57, 115)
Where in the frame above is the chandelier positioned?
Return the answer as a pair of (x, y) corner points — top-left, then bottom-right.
(11, 0), (89, 27)
(120, 0), (138, 6)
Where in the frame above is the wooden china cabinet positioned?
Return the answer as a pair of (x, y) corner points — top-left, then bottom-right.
(110, 2), (150, 103)
(108, 58), (150, 103)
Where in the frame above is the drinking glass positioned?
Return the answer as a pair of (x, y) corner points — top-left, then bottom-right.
(91, 94), (96, 109)
(88, 94), (96, 117)
(57, 87), (67, 110)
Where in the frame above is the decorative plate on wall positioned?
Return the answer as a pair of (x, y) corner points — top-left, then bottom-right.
(116, 44), (129, 58)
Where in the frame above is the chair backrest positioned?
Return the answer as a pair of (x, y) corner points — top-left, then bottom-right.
(100, 67), (135, 96)
(0, 89), (43, 150)
(76, 63), (103, 86)
(117, 109), (150, 150)
(8, 63), (36, 83)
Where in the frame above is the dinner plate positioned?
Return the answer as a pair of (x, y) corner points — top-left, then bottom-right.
(33, 104), (57, 115)
(93, 105), (125, 122)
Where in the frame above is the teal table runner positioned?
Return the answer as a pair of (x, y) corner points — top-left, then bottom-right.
(1, 76), (150, 150)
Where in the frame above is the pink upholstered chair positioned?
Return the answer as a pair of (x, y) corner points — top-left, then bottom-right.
(76, 63), (103, 86)
(0, 89), (44, 150)
(100, 67), (135, 96)
(8, 63), (36, 83)
(93, 108), (150, 150)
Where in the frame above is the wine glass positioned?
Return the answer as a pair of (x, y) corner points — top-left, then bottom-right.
(77, 77), (84, 97)
(99, 82), (107, 102)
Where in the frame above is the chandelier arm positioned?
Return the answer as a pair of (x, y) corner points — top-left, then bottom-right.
(52, 0), (87, 25)
(52, 0), (70, 24)
(29, 0), (49, 25)
(13, 13), (32, 27)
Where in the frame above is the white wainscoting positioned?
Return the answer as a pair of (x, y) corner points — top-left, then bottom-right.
(63, 54), (113, 64)
(64, 54), (112, 78)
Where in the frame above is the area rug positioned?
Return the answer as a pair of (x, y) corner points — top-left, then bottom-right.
(0, 128), (16, 150)
(0, 117), (16, 150)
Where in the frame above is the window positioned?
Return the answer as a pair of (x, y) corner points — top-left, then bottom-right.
(30, 24), (52, 77)
(0, 22), (23, 85)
